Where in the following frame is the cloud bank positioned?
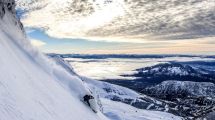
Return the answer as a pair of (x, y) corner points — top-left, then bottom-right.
(17, 0), (215, 43)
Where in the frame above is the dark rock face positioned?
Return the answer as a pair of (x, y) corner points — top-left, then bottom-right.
(0, 0), (16, 17)
(0, 0), (24, 32)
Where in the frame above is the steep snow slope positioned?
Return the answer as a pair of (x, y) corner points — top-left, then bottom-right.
(0, 1), (107, 120)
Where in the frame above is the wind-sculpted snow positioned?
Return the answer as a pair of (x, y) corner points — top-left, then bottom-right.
(16, 0), (215, 42)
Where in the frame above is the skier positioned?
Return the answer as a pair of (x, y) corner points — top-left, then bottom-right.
(84, 95), (94, 106)
(83, 94), (98, 113)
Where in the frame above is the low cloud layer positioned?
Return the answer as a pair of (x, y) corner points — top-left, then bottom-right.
(30, 39), (46, 47)
(17, 0), (215, 43)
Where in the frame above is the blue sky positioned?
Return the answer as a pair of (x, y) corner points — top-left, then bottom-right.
(27, 28), (131, 54)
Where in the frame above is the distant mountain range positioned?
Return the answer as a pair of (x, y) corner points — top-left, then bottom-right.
(48, 53), (215, 59)
(103, 62), (215, 119)
(105, 62), (215, 90)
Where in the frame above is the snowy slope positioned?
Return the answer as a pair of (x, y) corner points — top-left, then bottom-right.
(50, 55), (183, 120)
(0, 1), (107, 120)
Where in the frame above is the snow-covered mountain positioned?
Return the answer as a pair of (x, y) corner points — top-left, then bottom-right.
(145, 80), (215, 98)
(106, 62), (215, 92)
(137, 63), (196, 76)
(0, 1), (107, 119)
(136, 62), (215, 77)
(143, 81), (215, 118)
(0, 1), (182, 120)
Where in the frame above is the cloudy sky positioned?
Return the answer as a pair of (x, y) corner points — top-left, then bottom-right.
(16, 0), (215, 54)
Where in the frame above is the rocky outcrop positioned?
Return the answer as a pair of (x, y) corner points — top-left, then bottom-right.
(0, 0), (15, 18)
(0, 0), (24, 32)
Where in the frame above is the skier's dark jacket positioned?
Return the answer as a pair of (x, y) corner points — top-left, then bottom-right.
(83, 95), (94, 107)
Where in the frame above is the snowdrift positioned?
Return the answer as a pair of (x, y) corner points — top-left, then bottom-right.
(0, 0), (107, 120)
